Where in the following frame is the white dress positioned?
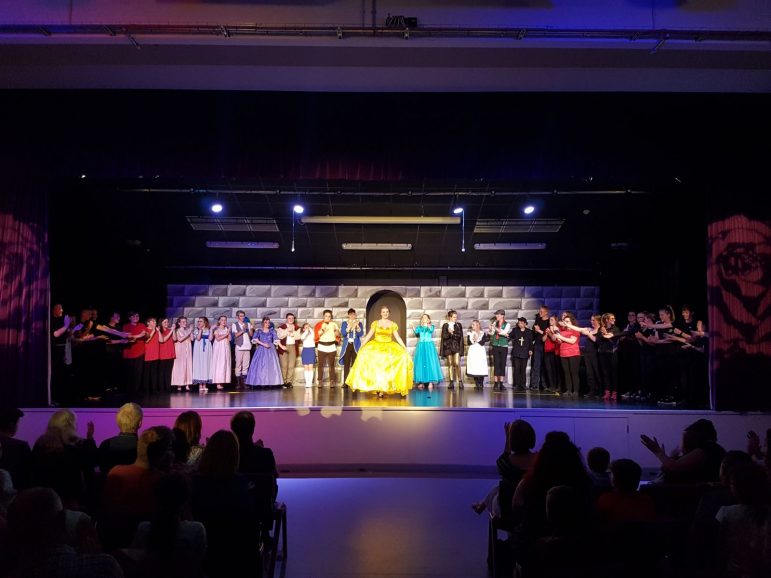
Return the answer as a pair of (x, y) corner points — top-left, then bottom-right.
(171, 329), (193, 386)
(210, 327), (232, 384)
(466, 330), (489, 377)
(192, 330), (212, 385)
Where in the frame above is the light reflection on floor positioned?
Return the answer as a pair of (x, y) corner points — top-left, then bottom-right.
(276, 476), (494, 577)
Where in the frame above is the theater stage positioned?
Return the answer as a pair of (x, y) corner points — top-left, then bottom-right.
(19, 387), (767, 476)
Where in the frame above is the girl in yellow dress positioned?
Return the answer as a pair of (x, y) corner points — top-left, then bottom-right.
(345, 306), (414, 397)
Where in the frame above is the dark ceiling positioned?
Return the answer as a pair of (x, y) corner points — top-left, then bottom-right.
(2, 89), (763, 313)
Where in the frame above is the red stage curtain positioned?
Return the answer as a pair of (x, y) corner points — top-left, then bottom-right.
(0, 179), (50, 407)
(707, 215), (771, 411)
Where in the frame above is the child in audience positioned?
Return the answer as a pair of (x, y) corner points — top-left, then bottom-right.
(596, 458), (656, 528)
(586, 447), (612, 494)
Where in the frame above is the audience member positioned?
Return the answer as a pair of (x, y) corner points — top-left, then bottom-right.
(121, 472), (206, 578)
(99, 403), (143, 474)
(596, 459), (656, 528)
(0, 407), (32, 490)
(31, 409), (98, 510)
(716, 462), (771, 578)
(230, 411), (278, 497)
(7, 487), (122, 577)
(641, 418), (726, 483)
(174, 411), (205, 468)
(472, 420), (537, 518)
(586, 447), (612, 494)
(102, 426), (174, 549)
(191, 430), (259, 578)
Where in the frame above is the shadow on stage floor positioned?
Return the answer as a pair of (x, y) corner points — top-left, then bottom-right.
(77, 384), (699, 411)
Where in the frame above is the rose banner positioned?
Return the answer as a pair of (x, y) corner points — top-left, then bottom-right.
(707, 215), (771, 411)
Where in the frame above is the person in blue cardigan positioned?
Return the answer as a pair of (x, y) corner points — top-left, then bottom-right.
(339, 308), (364, 387)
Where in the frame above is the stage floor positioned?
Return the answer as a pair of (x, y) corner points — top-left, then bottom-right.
(81, 385), (690, 411)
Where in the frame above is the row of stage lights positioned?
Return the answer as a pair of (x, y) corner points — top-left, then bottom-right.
(209, 201), (537, 253)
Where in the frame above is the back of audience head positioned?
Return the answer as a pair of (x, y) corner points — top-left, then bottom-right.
(7, 487), (65, 550)
(198, 430), (239, 479)
(116, 402), (143, 434)
(0, 407), (23, 435)
(149, 472), (191, 556)
(137, 426), (174, 471)
(587, 447), (611, 474)
(719, 450), (753, 486)
(730, 462), (769, 525)
(610, 459), (643, 493)
(36, 409), (79, 451)
(545, 485), (581, 537)
(174, 411), (202, 447)
(230, 411), (256, 442)
(528, 431), (588, 492)
(509, 419), (536, 454)
(171, 427), (191, 464)
(685, 418), (718, 443)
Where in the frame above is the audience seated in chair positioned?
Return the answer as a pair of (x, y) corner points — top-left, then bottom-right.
(0, 407), (32, 490)
(586, 446), (612, 496)
(473, 420), (537, 518)
(31, 409), (98, 511)
(7, 487), (122, 577)
(101, 426), (174, 549)
(191, 430), (260, 578)
(596, 459), (656, 529)
(231, 411), (279, 498)
(716, 462), (771, 578)
(119, 472), (207, 578)
(99, 403), (143, 475)
(174, 411), (205, 468)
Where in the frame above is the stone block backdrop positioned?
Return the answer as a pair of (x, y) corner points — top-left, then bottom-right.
(167, 284), (600, 385)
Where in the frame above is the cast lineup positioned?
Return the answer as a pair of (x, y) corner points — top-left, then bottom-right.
(50, 302), (707, 403)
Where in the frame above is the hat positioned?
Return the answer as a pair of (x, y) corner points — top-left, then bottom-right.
(495, 309), (506, 315)
(518, 317), (528, 323)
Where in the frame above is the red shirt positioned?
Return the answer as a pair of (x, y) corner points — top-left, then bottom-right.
(122, 323), (147, 359)
(144, 329), (160, 361)
(596, 491), (656, 528)
(558, 328), (581, 357)
(544, 333), (560, 355)
(159, 329), (176, 360)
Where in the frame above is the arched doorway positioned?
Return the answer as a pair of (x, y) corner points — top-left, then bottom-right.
(366, 290), (407, 344)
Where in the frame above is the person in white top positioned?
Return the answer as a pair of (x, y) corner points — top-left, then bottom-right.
(314, 310), (340, 386)
(300, 323), (316, 387)
(231, 311), (252, 390)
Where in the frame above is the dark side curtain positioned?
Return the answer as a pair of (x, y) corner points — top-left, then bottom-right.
(0, 177), (50, 407)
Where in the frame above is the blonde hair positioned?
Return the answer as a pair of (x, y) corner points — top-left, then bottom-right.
(116, 403), (143, 433)
(35, 409), (79, 452)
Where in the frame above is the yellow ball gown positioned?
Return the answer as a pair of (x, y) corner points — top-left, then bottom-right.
(345, 322), (414, 396)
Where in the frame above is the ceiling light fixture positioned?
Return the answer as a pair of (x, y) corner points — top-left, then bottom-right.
(342, 243), (412, 251)
(301, 216), (459, 225)
(453, 207), (465, 252)
(206, 241), (279, 249)
(474, 243), (547, 251)
(210, 202), (223, 214)
(291, 204), (304, 253)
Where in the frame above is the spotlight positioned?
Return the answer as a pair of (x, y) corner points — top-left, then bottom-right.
(80, 174), (86, 179)
(453, 207), (464, 215)
(523, 205), (535, 215)
(211, 203), (223, 214)
(293, 205), (304, 214)
(452, 207), (465, 252)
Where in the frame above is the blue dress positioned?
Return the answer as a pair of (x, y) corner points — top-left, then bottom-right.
(413, 325), (443, 384)
(245, 328), (283, 387)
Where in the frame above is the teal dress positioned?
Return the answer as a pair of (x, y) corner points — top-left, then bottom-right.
(413, 325), (444, 384)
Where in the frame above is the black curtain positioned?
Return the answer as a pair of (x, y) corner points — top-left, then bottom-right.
(0, 173), (50, 407)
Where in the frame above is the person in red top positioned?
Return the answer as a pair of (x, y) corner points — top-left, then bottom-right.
(122, 312), (147, 396)
(157, 317), (176, 393)
(143, 317), (161, 394)
(596, 458), (656, 529)
(543, 315), (563, 395)
(554, 311), (582, 397)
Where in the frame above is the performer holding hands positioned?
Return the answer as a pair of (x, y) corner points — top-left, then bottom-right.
(441, 310), (464, 389)
(412, 313), (443, 389)
(339, 308), (364, 386)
